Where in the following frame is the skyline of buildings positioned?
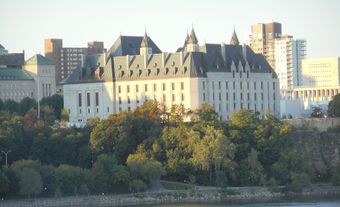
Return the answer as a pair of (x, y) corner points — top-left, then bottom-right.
(0, 21), (339, 121)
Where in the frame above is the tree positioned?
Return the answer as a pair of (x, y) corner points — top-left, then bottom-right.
(271, 150), (314, 185)
(2, 100), (19, 113)
(127, 145), (165, 184)
(331, 165), (340, 186)
(0, 99), (3, 111)
(191, 126), (235, 184)
(238, 149), (266, 186)
(311, 106), (324, 118)
(92, 154), (129, 194)
(0, 170), (9, 196)
(90, 112), (161, 163)
(18, 168), (42, 198)
(40, 94), (63, 119)
(60, 108), (69, 122)
(19, 97), (36, 115)
(54, 164), (83, 196)
(328, 94), (340, 117)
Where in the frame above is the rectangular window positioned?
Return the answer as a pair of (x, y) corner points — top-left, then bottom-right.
(145, 84), (148, 92)
(273, 82), (275, 90)
(261, 82), (263, 90)
(273, 93), (276, 100)
(254, 93), (257, 100)
(181, 93), (184, 101)
(219, 93), (221, 101)
(127, 85), (130, 93)
(203, 93), (206, 101)
(172, 94), (175, 101)
(233, 82), (235, 90)
(87, 92), (90, 107)
(119, 97), (122, 104)
(78, 93), (82, 107)
(128, 96), (130, 104)
(254, 82), (256, 90)
(163, 83), (166, 91)
(261, 93), (264, 101)
(136, 85), (139, 92)
(172, 83), (175, 90)
(212, 82), (215, 90)
(226, 93), (228, 101)
(233, 92), (236, 101)
(181, 82), (184, 90)
(154, 83), (157, 91)
(218, 81), (221, 90)
(241, 93), (243, 100)
(95, 92), (99, 106)
(225, 82), (228, 89)
(247, 93), (250, 101)
(118, 85), (121, 93)
(163, 94), (166, 102)
(247, 82), (249, 90)
(213, 93), (215, 100)
(240, 82), (242, 90)
(203, 82), (206, 90)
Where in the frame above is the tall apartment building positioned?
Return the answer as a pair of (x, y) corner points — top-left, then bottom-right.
(249, 22), (282, 70)
(275, 35), (306, 98)
(62, 30), (280, 126)
(44, 39), (105, 91)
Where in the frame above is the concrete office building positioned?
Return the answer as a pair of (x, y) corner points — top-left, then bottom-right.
(62, 30), (280, 126)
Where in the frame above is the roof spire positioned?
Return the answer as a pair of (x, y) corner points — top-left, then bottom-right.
(141, 29), (149, 48)
(187, 27), (198, 44)
(230, 26), (239, 45)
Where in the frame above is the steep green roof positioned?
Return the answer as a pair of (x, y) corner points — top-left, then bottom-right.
(0, 68), (34, 80)
(26, 54), (54, 65)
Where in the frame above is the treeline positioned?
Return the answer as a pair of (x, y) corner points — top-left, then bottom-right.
(1, 100), (340, 199)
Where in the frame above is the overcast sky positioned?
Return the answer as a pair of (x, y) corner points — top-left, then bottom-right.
(1, 0), (339, 59)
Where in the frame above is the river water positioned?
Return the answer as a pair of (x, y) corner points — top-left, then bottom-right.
(148, 201), (340, 207)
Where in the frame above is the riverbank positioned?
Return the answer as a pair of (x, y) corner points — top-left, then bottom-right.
(1, 185), (340, 207)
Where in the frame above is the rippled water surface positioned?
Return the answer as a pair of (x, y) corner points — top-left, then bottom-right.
(148, 201), (340, 207)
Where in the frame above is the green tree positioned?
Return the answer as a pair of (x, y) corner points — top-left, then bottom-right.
(161, 124), (199, 180)
(19, 97), (37, 115)
(40, 94), (63, 119)
(127, 145), (165, 184)
(191, 126), (235, 184)
(3, 100), (19, 113)
(18, 168), (42, 198)
(0, 170), (9, 196)
(328, 94), (340, 117)
(311, 107), (324, 118)
(271, 150), (314, 185)
(0, 99), (4, 111)
(238, 149), (266, 186)
(54, 164), (83, 196)
(331, 165), (340, 186)
(92, 154), (129, 194)
(90, 112), (161, 163)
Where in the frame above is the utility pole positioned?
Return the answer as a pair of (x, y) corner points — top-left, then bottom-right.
(1, 150), (11, 168)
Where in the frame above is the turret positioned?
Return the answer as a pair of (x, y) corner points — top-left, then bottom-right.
(186, 28), (199, 52)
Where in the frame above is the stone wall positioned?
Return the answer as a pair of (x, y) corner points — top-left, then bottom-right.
(1, 186), (340, 207)
(290, 129), (340, 175)
(283, 118), (340, 132)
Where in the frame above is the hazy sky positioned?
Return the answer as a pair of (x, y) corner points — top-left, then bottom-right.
(1, 0), (340, 59)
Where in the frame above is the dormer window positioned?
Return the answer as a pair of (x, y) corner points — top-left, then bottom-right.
(175, 67), (178, 74)
(156, 68), (160, 75)
(184, 67), (188, 74)
(121, 71), (124, 77)
(147, 69), (151, 76)
(172, 61), (175, 66)
(139, 70), (142, 76)
(130, 70), (133, 77)
(165, 68), (169, 75)
(119, 65), (122, 69)
(136, 64), (139, 68)
(154, 63), (157, 67)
